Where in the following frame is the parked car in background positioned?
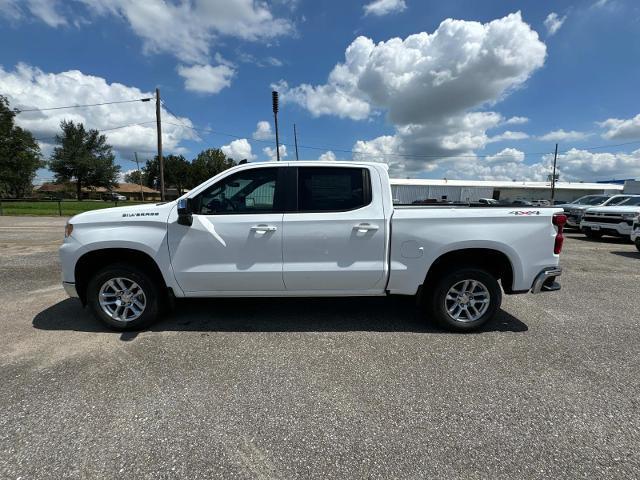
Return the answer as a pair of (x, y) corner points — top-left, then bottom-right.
(631, 215), (640, 252)
(478, 198), (498, 205)
(531, 199), (551, 207)
(580, 195), (640, 240)
(59, 161), (566, 333)
(509, 199), (534, 206)
(102, 192), (127, 201)
(561, 194), (632, 229)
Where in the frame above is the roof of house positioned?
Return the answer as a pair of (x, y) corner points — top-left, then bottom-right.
(37, 182), (159, 194)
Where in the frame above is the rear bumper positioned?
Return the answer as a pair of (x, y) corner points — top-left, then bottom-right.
(531, 267), (562, 294)
(62, 281), (78, 298)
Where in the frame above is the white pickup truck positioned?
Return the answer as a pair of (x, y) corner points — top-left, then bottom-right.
(60, 161), (566, 332)
(580, 195), (640, 240)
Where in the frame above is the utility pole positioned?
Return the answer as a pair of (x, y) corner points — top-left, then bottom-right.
(293, 123), (299, 160)
(155, 88), (165, 200)
(272, 91), (280, 161)
(551, 143), (558, 202)
(134, 152), (144, 202)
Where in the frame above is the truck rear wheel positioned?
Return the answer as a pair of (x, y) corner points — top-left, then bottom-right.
(87, 263), (160, 331)
(426, 268), (502, 332)
(635, 238), (640, 252)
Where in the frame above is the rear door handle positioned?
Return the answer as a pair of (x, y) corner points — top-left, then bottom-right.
(250, 224), (277, 233)
(354, 223), (379, 233)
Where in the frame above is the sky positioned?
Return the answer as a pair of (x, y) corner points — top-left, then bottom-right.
(1, 0), (640, 183)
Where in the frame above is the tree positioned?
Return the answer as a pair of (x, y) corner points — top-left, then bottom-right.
(190, 148), (236, 186)
(0, 95), (43, 198)
(142, 154), (191, 195)
(124, 169), (143, 185)
(49, 120), (120, 200)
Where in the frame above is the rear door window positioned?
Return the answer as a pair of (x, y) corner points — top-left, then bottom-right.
(297, 167), (371, 212)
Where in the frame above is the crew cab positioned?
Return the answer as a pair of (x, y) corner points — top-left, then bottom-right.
(60, 161), (565, 332)
(580, 195), (640, 239)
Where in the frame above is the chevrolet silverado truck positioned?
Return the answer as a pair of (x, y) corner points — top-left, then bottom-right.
(60, 161), (566, 332)
(559, 194), (630, 229)
(580, 195), (640, 240)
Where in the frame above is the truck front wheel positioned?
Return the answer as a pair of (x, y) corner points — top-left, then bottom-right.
(426, 268), (502, 332)
(87, 263), (160, 331)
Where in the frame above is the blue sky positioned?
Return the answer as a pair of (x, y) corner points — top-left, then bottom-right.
(1, 0), (639, 182)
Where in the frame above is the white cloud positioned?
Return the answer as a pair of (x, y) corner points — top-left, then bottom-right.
(263, 145), (287, 161)
(538, 129), (589, 142)
(486, 148), (526, 163)
(544, 148), (640, 180)
(488, 130), (530, 143)
(278, 12), (546, 175)
(0, 63), (196, 156)
(177, 63), (235, 94)
(221, 139), (256, 161)
(318, 151), (337, 161)
(599, 114), (640, 140)
(252, 121), (273, 140)
(1, 0), (67, 26)
(363, 0), (407, 17)
(5, 0), (293, 63)
(446, 147), (640, 182)
(544, 12), (566, 36)
(505, 116), (529, 125)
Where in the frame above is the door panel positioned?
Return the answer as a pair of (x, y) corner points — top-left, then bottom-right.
(282, 167), (386, 292)
(167, 166), (285, 293)
(168, 213), (284, 292)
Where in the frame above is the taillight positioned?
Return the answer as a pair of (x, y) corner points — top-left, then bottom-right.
(553, 213), (566, 254)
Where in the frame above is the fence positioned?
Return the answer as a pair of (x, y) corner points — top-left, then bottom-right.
(0, 198), (155, 216)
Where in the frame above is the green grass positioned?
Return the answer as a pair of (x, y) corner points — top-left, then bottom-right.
(0, 200), (152, 216)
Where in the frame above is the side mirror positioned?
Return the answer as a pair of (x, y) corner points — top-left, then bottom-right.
(177, 198), (193, 226)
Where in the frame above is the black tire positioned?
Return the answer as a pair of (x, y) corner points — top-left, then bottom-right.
(584, 229), (603, 240)
(635, 238), (640, 252)
(426, 268), (502, 332)
(87, 263), (161, 331)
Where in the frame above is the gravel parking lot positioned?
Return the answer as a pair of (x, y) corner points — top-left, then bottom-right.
(1, 215), (639, 479)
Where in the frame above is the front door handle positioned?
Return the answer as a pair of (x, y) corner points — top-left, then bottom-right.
(250, 224), (277, 234)
(354, 223), (379, 233)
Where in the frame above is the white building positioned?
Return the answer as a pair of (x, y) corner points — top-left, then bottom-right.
(390, 178), (624, 204)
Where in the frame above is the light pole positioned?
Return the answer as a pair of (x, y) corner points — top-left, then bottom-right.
(272, 91), (280, 161)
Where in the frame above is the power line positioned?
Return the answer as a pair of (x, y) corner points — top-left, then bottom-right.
(34, 120), (156, 142)
(15, 98), (153, 114)
(561, 139), (640, 152)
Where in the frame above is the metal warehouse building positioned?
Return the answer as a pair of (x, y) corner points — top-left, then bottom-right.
(390, 178), (624, 204)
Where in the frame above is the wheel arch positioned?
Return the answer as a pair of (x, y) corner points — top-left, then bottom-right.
(422, 247), (516, 294)
(75, 248), (167, 305)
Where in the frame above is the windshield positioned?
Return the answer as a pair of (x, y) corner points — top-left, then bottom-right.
(573, 195), (609, 205)
(604, 196), (630, 206)
(618, 196), (640, 206)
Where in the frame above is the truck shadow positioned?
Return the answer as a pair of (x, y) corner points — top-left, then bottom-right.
(33, 297), (528, 339)
(565, 233), (631, 245)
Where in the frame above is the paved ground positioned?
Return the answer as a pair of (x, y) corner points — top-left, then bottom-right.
(0, 216), (639, 479)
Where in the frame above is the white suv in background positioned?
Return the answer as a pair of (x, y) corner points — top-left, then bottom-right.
(561, 194), (631, 229)
(580, 196), (640, 240)
(631, 216), (640, 252)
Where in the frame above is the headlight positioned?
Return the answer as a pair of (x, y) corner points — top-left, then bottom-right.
(622, 213), (638, 221)
(64, 223), (73, 238)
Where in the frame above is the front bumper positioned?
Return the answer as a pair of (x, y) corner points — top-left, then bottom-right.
(566, 213), (583, 228)
(63, 281), (78, 298)
(531, 267), (562, 294)
(580, 221), (631, 237)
